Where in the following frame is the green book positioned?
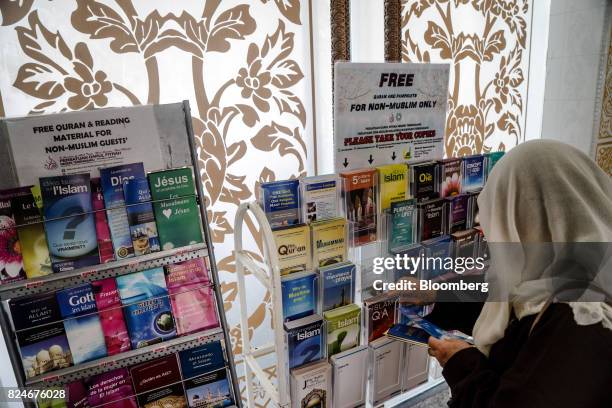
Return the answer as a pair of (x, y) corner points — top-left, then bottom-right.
(387, 199), (416, 252)
(148, 168), (203, 250)
(323, 303), (361, 357)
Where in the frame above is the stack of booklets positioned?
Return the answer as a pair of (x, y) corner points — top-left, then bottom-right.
(273, 224), (312, 275)
(340, 169), (378, 245)
(330, 345), (368, 407)
(368, 337), (403, 406)
(131, 355), (188, 407)
(285, 314), (324, 370)
(300, 175), (340, 223)
(82, 367), (137, 407)
(323, 304), (361, 358)
(310, 217), (347, 268)
(320, 262), (355, 313)
(281, 271), (318, 322)
(259, 179), (301, 229)
(91, 278), (131, 356)
(290, 360), (332, 408)
(363, 294), (398, 344)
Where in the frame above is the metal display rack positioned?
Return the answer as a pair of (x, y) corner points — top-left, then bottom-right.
(0, 101), (242, 408)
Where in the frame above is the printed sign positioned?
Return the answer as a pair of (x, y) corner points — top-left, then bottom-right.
(4, 105), (164, 185)
(334, 62), (449, 172)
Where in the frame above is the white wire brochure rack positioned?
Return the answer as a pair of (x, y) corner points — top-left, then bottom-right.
(234, 201), (291, 408)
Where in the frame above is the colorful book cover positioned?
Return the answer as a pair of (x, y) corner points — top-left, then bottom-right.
(310, 217), (347, 268)
(418, 199), (446, 241)
(10, 292), (62, 331)
(148, 167), (203, 250)
(301, 175), (339, 222)
(284, 314), (324, 369)
(165, 257), (210, 290)
(388, 199), (417, 252)
(57, 284), (107, 364)
(91, 278), (131, 355)
(117, 268), (176, 348)
(323, 303), (361, 357)
(320, 262), (354, 312)
(272, 224), (311, 275)
(365, 295), (397, 343)
(40, 173), (99, 272)
(340, 169), (377, 245)
(446, 194), (469, 233)
(0, 188), (30, 283)
(100, 163), (145, 260)
(170, 284), (218, 336)
(131, 355), (182, 394)
(85, 368), (137, 408)
(123, 178), (160, 256)
(17, 322), (73, 379)
(281, 271), (317, 322)
(184, 367), (234, 408)
(259, 179), (301, 229)
(451, 229), (479, 259)
(12, 189), (52, 278)
(65, 380), (88, 408)
(462, 155), (486, 192)
(410, 161), (439, 202)
(178, 341), (225, 380)
(486, 151), (505, 176)
(290, 360), (331, 408)
(421, 235), (452, 279)
(90, 178), (114, 264)
(377, 163), (408, 211)
(137, 382), (187, 408)
(330, 345), (368, 408)
(439, 158), (462, 198)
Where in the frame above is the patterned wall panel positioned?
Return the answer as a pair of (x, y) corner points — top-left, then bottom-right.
(401, 0), (532, 156)
(596, 29), (611, 175)
(0, 1), (309, 405)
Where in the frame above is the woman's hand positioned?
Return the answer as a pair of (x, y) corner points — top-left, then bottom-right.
(427, 337), (472, 367)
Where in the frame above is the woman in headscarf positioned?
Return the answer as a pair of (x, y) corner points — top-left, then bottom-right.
(428, 140), (612, 408)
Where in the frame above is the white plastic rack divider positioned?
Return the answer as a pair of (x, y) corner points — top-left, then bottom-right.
(234, 201), (290, 408)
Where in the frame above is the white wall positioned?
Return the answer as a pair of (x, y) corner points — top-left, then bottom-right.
(540, 0), (610, 153)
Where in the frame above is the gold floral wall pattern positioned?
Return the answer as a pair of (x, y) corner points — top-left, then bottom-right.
(0, 1), (309, 404)
(401, 0), (532, 156)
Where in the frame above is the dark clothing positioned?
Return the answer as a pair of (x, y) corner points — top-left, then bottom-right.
(442, 303), (612, 408)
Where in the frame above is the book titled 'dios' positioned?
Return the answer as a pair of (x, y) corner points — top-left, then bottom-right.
(149, 167), (203, 250)
(290, 360), (332, 408)
(40, 174), (99, 272)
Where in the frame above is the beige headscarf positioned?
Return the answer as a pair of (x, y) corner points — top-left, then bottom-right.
(473, 140), (612, 355)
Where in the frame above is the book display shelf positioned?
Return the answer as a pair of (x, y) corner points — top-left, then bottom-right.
(0, 101), (241, 408)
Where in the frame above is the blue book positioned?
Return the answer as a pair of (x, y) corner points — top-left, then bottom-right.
(179, 341), (225, 379)
(16, 322), (73, 379)
(100, 163), (145, 260)
(184, 367), (234, 408)
(39, 173), (99, 273)
(281, 271), (317, 322)
(123, 178), (160, 256)
(320, 262), (355, 312)
(259, 180), (301, 229)
(56, 284), (98, 318)
(284, 314), (324, 369)
(462, 155), (486, 192)
(390, 243), (423, 282)
(117, 268), (176, 348)
(421, 235), (452, 279)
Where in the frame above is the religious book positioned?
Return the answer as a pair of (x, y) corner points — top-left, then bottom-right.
(116, 268), (176, 348)
(272, 224), (312, 275)
(165, 257), (210, 288)
(421, 235), (452, 279)
(409, 161), (439, 202)
(377, 163), (409, 211)
(9, 292), (62, 331)
(178, 340), (226, 380)
(417, 198), (446, 241)
(40, 173), (99, 272)
(65, 380), (89, 408)
(310, 217), (347, 268)
(137, 383), (187, 408)
(462, 154), (486, 192)
(320, 262), (355, 312)
(56, 284), (107, 364)
(259, 179), (301, 229)
(281, 271), (318, 322)
(368, 337), (403, 406)
(330, 345), (368, 408)
(387, 199), (417, 252)
(340, 169), (377, 246)
(131, 355), (182, 395)
(148, 167), (203, 250)
(364, 294), (398, 344)
(486, 150), (505, 178)
(12, 188), (52, 278)
(85, 367), (137, 408)
(390, 243), (423, 283)
(91, 278), (131, 356)
(323, 303), (360, 358)
(402, 343), (430, 392)
(301, 174), (340, 222)
(446, 194), (470, 233)
(123, 177), (160, 256)
(100, 163), (145, 260)
(451, 229), (479, 259)
(438, 157), (462, 198)
(90, 178), (114, 264)
(0, 187), (27, 283)
(290, 360), (332, 408)
(184, 367), (234, 408)
(284, 313), (325, 369)
(16, 322), (73, 379)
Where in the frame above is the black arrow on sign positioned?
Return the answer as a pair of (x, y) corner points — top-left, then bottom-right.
(391, 151), (397, 160)
(368, 154), (374, 164)
(343, 158), (349, 167)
